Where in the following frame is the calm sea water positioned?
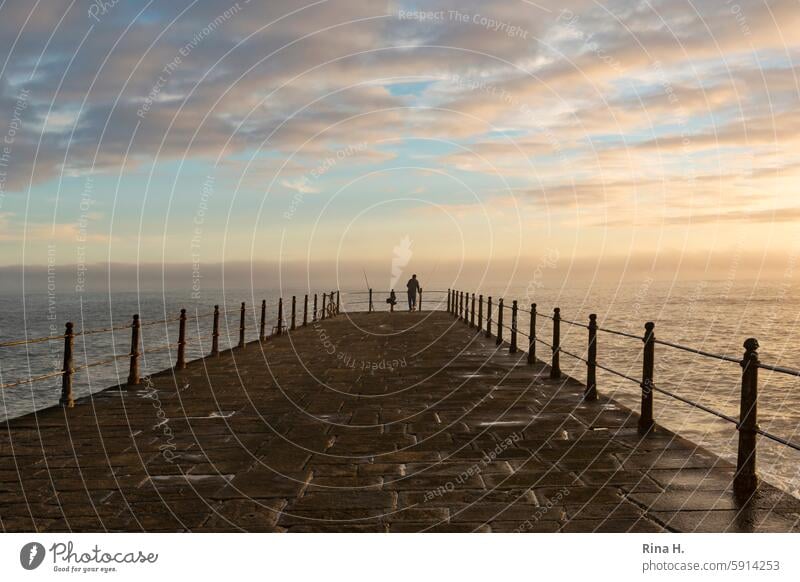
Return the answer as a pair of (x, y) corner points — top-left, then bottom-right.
(1, 281), (799, 496)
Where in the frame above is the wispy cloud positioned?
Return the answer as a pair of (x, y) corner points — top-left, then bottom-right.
(2, 0), (800, 269)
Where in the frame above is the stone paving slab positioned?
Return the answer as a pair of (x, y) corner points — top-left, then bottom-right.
(1, 310), (799, 532)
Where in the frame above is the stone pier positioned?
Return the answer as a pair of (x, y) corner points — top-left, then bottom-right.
(1, 311), (798, 532)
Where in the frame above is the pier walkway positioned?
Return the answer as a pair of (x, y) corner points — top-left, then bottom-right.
(2, 311), (799, 532)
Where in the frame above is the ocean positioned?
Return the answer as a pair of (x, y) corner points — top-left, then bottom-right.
(1, 280), (798, 497)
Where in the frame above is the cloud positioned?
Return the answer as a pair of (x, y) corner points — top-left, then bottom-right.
(3, 0), (800, 272)
(281, 177), (318, 194)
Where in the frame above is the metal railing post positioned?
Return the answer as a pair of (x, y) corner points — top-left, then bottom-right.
(638, 322), (656, 434)
(586, 314), (598, 400)
(447, 289), (451, 314)
(277, 298), (283, 335)
(321, 293), (327, 320)
(176, 308), (187, 368)
(211, 305), (220, 356)
(470, 293), (475, 327)
(303, 295), (309, 326)
(734, 338), (760, 496)
(485, 297), (493, 338)
(59, 322), (75, 408)
(459, 291), (463, 320)
(496, 299), (504, 345)
(478, 295), (483, 331)
(527, 304), (536, 365)
(260, 300), (267, 341)
(291, 296), (297, 330)
(510, 300), (518, 353)
(336, 291), (341, 315)
(313, 294), (318, 321)
(419, 288), (423, 312)
(550, 308), (561, 379)
(127, 314), (141, 385)
(369, 288), (374, 312)
(238, 302), (246, 349)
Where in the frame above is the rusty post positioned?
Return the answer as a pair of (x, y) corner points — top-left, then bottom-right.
(291, 296), (297, 331)
(486, 297), (493, 338)
(59, 322), (75, 408)
(238, 302), (246, 349)
(419, 288), (423, 312)
(369, 288), (374, 312)
(313, 294), (318, 322)
(321, 293), (327, 320)
(496, 299), (504, 345)
(127, 314), (141, 385)
(638, 322), (656, 434)
(277, 298), (284, 335)
(470, 293), (475, 328)
(527, 303), (536, 365)
(510, 300), (518, 353)
(176, 308), (187, 369)
(303, 295), (308, 326)
(586, 314), (598, 400)
(734, 338), (760, 497)
(260, 300), (267, 341)
(478, 295), (483, 331)
(336, 291), (341, 315)
(211, 305), (220, 356)
(550, 308), (561, 379)
(390, 290), (394, 312)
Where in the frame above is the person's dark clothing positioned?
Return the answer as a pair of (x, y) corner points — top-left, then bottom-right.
(406, 277), (420, 310)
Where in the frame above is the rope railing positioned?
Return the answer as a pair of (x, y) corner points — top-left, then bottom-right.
(445, 288), (800, 497)
(338, 287), (447, 313)
(757, 362), (800, 377)
(0, 304), (286, 349)
(596, 326), (642, 341)
(0, 291), (343, 394)
(0, 370), (66, 390)
(653, 337), (742, 364)
(341, 289), (448, 295)
(559, 316), (589, 329)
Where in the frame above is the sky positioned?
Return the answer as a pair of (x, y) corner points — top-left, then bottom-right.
(1, 0), (799, 291)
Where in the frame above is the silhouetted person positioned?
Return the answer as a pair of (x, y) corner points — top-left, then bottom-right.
(406, 274), (421, 311)
(386, 289), (397, 310)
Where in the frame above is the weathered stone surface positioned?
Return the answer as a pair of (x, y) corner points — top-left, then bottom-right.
(1, 311), (798, 532)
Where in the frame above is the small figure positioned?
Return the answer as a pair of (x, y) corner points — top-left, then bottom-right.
(386, 289), (397, 311)
(406, 274), (421, 311)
